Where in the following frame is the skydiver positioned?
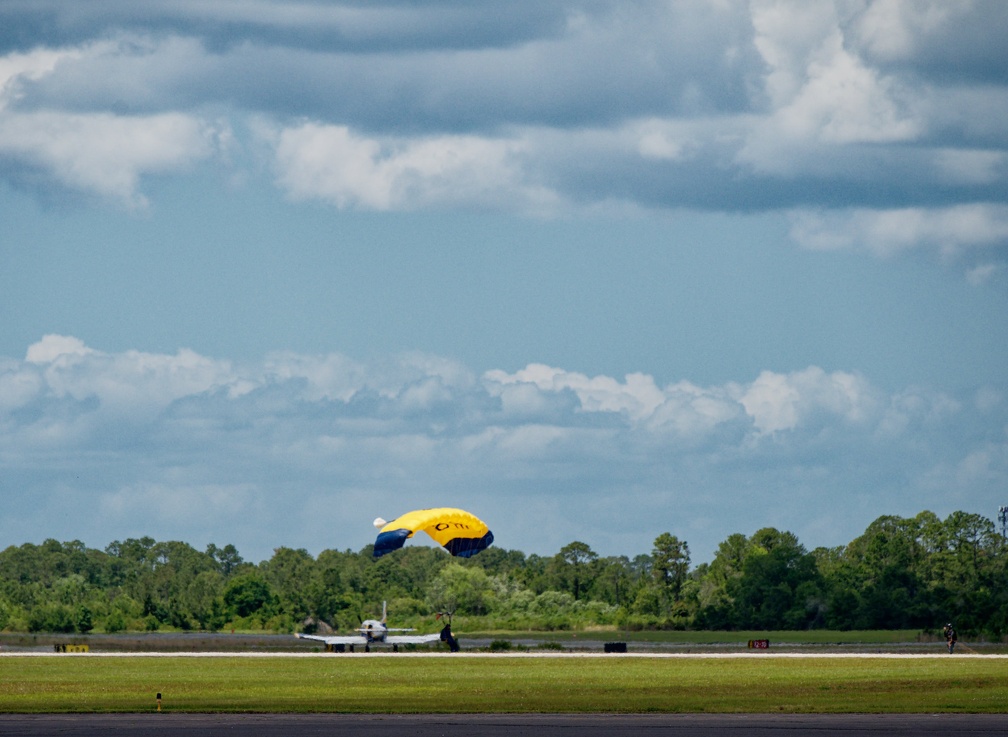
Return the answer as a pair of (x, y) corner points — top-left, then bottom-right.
(942, 623), (957, 654)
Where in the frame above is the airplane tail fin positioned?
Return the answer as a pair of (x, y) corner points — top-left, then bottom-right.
(381, 600), (387, 624)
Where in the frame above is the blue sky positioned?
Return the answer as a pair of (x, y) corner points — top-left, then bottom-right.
(1, 1), (1007, 565)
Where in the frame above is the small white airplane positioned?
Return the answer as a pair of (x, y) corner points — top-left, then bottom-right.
(295, 601), (449, 652)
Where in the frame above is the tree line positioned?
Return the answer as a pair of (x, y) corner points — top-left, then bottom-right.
(0, 510), (1005, 637)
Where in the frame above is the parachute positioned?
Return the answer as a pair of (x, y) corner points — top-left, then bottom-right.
(372, 507), (493, 559)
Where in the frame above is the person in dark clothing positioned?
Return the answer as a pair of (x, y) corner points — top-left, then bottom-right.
(943, 623), (957, 654)
(440, 623), (460, 652)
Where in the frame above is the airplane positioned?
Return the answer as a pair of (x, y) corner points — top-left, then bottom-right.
(295, 601), (457, 652)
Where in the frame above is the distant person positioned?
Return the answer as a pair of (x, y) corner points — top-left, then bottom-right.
(943, 623), (957, 654)
(440, 622), (460, 653)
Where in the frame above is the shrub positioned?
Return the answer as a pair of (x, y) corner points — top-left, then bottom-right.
(27, 604), (75, 633)
(104, 610), (126, 634)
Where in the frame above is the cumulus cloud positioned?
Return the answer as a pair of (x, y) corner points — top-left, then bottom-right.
(1, 337), (1003, 560)
(484, 363), (886, 439)
(0, 109), (224, 206)
(270, 122), (557, 211)
(739, 0), (920, 179)
(9, 334), (236, 422)
(1, 337), (969, 454)
(732, 367), (880, 434)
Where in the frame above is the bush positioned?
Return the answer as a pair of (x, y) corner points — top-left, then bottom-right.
(27, 605), (75, 633)
(104, 610), (126, 634)
(75, 605), (93, 634)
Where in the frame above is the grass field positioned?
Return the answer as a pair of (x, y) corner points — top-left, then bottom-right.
(467, 629), (931, 644)
(0, 655), (1006, 713)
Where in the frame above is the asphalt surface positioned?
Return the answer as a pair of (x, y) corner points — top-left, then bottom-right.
(2, 713), (1006, 736)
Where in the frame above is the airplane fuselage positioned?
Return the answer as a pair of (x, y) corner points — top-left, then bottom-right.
(360, 619), (387, 643)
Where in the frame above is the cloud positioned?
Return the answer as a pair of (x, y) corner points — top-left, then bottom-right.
(1, 337), (1003, 561)
(0, 2), (1004, 218)
(10, 335), (236, 423)
(788, 204), (1008, 258)
(0, 110), (225, 206)
(0, 39), (226, 205)
(0, 0), (570, 55)
(270, 122), (558, 211)
(1, 337), (968, 452)
(739, 0), (920, 180)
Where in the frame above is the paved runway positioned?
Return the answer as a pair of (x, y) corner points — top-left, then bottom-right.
(1, 713), (1005, 736)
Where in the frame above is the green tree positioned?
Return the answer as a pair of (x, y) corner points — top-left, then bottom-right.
(846, 515), (926, 628)
(651, 533), (690, 602)
(206, 543), (245, 576)
(75, 604), (94, 633)
(552, 541), (598, 601)
(223, 574), (275, 619)
(426, 562), (493, 615)
(261, 547), (315, 622)
(694, 533), (751, 628)
(594, 556), (633, 608)
(730, 529), (821, 629)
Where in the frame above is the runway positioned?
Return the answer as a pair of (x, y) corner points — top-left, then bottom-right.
(1, 713), (1005, 736)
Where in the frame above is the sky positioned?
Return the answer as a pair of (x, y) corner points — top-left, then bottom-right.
(1, 0), (1007, 566)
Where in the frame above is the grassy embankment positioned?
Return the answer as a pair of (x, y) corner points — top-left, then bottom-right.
(0, 655), (1005, 713)
(464, 629), (930, 644)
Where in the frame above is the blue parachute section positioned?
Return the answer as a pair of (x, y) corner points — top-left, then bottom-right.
(443, 531), (494, 558)
(373, 528), (412, 558)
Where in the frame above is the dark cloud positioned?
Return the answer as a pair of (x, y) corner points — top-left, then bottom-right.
(849, 0), (1008, 86)
(2, 1), (1007, 236)
(0, 0), (571, 54)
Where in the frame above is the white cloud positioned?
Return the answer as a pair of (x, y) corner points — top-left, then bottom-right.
(0, 47), (80, 109)
(0, 41), (226, 206)
(485, 364), (666, 422)
(851, 0), (968, 62)
(733, 367), (879, 434)
(741, 0), (919, 173)
(486, 363), (881, 438)
(645, 381), (745, 439)
(0, 358), (43, 414)
(25, 334), (94, 364)
(789, 204), (1008, 259)
(14, 335), (237, 421)
(0, 110), (223, 206)
(1, 337), (1001, 561)
(271, 122), (558, 212)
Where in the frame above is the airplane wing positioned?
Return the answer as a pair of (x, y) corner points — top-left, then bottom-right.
(296, 633), (368, 645)
(385, 633), (443, 645)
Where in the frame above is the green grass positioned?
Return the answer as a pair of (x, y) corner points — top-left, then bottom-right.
(0, 656), (1006, 713)
(469, 629), (929, 644)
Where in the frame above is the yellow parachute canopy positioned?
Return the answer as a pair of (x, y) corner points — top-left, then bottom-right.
(372, 507), (493, 559)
